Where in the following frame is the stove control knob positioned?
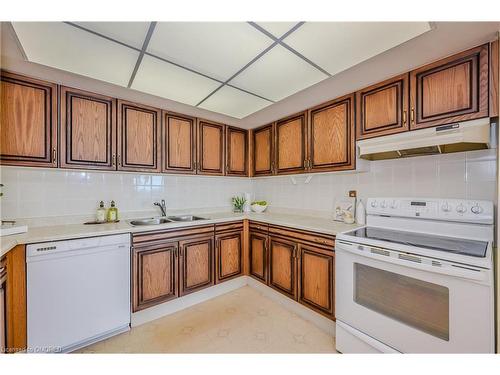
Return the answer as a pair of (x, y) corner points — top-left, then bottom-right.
(441, 202), (452, 212)
(456, 204), (467, 214)
(370, 200), (378, 208)
(471, 204), (483, 214)
(380, 200), (387, 208)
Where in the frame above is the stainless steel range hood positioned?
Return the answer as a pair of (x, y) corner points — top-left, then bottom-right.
(358, 119), (494, 161)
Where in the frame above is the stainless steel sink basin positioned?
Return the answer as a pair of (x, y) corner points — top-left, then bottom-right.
(167, 215), (208, 222)
(129, 217), (173, 226)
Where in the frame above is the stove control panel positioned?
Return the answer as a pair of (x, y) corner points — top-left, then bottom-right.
(366, 197), (494, 224)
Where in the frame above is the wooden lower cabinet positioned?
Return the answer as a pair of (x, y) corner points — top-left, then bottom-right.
(298, 244), (335, 318)
(249, 231), (268, 284)
(179, 235), (215, 296)
(216, 230), (243, 283)
(133, 242), (178, 312)
(268, 236), (298, 299)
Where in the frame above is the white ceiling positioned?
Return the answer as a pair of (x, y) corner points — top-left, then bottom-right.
(11, 21), (433, 119)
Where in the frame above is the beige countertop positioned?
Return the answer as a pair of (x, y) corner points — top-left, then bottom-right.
(0, 211), (361, 257)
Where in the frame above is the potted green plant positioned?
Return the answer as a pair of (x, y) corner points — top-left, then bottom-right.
(231, 196), (246, 213)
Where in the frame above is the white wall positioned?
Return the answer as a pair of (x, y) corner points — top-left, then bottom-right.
(0, 149), (496, 222)
(0, 167), (252, 220)
(253, 149), (497, 213)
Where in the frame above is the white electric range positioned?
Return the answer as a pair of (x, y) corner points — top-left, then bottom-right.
(335, 197), (495, 353)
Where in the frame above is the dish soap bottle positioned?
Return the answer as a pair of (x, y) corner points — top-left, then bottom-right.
(96, 201), (107, 223)
(107, 200), (118, 222)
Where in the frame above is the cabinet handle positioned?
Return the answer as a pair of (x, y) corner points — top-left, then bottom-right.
(403, 110), (407, 125)
(52, 147), (57, 164)
(174, 247), (178, 257)
(112, 153), (116, 166)
(118, 154), (121, 166)
(410, 108), (415, 125)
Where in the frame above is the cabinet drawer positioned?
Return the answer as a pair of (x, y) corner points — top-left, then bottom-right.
(268, 225), (335, 249)
(133, 224), (214, 246)
(249, 221), (269, 233)
(215, 221), (244, 233)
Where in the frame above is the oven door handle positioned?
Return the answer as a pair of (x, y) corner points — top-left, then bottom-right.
(336, 243), (488, 282)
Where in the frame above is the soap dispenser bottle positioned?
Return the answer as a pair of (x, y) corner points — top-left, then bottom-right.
(107, 200), (118, 222)
(96, 201), (107, 223)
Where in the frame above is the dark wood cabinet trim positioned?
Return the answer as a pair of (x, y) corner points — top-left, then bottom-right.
(162, 111), (197, 174)
(249, 231), (269, 284)
(268, 236), (298, 300)
(59, 86), (116, 170)
(275, 112), (307, 175)
(355, 74), (409, 140)
(225, 126), (248, 176)
(0, 71), (58, 167)
(197, 119), (225, 175)
(117, 100), (161, 172)
(252, 123), (274, 176)
(410, 44), (489, 130)
(179, 235), (215, 296)
(215, 230), (243, 283)
(309, 93), (356, 172)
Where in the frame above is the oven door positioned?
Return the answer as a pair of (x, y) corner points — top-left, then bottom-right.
(335, 241), (494, 353)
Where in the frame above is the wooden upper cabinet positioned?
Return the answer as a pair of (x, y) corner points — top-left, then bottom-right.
(0, 71), (57, 167)
(60, 86), (116, 170)
(117, 100), (161, 172)
(249, 231), (268, 284)
(133, 242), (178, 312)
(308, 93), (355, 172)
(163, 112), (197, 174)
(225, 126), (248, 176)
(275, 112), (307, 174)
(490, 39), (499, 118)
(179, 235), (215, 296)
(252, 123), (274, 176)
(215, 230), (243, 283)
(410, 44), (489, 130)
(197, 120), (225, 175)
(356, 74), (409, 139)
(268, 236), (298, 300)
(298, 245), (334, 318)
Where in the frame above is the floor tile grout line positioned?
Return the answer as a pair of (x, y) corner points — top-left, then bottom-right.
(248, 21), (332, 77)
(127, 22), (157, 89)
(63, 21), (276, 105)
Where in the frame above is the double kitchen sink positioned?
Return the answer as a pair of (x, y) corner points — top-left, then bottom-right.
(129, 215), (208, 226)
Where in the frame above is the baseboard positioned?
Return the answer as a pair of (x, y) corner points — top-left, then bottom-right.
(131, 276), (247, 327)
(131, 275), (335, 337)
(246, 277), (336, 336)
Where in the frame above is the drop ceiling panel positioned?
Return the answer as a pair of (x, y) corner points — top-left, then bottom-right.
(72, 22), (150, 49)
(147, 22), (274, 81)
(131, 55), (221, 106)
(256, 22), (300, 38)
(199, 85), (273, 119)
(284, 22), (432, 75)
(12, 22), (139, 86)
(230, 44), (328, 102)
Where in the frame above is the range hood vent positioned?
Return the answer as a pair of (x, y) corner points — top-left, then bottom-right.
(358, 119), (494, 161)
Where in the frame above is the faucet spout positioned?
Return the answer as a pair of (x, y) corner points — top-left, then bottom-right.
(154, 199), (167, 217)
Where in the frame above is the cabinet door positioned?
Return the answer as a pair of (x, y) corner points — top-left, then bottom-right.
(0, 71), (57, 167)
(356, 74), (409, 139)
(179, 235), (215, 296)
(410, 44), (489, 130)
(133, 242), (178, 312)
(117, 100), (161, 172)
(197, 120), (224, 175)
(252, 124), (274, 176)
(249, 231), (268, 283)
(275, 112), (307, 175)
(163, 112), (197, 174)
(215, 230), (243, 283)
(268, 236), (297, 299)
(226, 127), (248, 176)
(308, 94), (355, 172)
(490, 39), (499, 118)
(298, 245), (334, 318)
(60, 86), (116, 170)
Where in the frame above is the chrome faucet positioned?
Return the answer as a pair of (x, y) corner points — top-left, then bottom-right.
(154, 199), (167, 217)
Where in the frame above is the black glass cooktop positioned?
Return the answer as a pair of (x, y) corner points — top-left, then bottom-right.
(343, 227), (488, 258)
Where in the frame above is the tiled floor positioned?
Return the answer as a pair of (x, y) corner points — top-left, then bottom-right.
(77, 286), (336, 353)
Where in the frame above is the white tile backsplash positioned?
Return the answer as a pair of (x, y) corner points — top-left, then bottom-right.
(0, 149), (497, 221)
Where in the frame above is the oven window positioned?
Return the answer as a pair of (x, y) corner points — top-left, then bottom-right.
(354, 263), (449, 341)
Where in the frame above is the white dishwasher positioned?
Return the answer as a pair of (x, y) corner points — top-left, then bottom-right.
(27, 233), (131, 353)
